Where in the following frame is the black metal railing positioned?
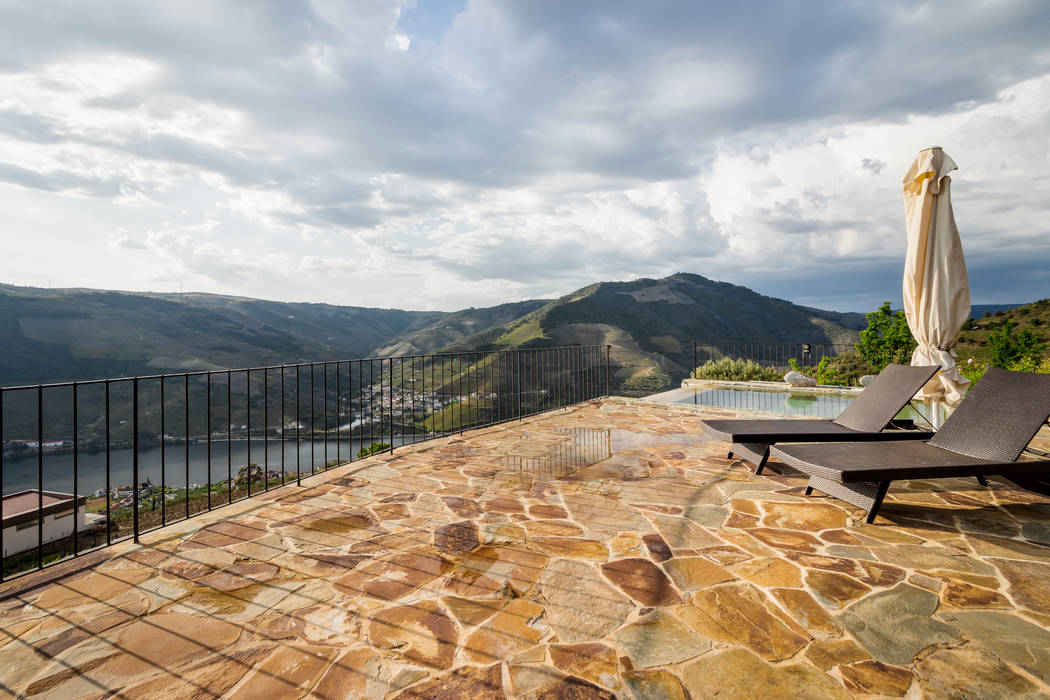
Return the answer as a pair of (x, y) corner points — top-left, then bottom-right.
(691, 340), (863, 385)
(0, 344), (611, 581)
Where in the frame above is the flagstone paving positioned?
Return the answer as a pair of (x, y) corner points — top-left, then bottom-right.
(2, 397), (1050, 698)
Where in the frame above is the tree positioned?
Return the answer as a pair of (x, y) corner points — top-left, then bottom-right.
(857, 302), (917, 373)
(988, 320), (1047, 370)
(357, 442), (392, 459)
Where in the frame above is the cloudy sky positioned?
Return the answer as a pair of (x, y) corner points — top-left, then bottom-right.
(1, 1), (1048, 312)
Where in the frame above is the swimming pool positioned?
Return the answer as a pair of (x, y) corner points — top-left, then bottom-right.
(655, 384), (941, 425)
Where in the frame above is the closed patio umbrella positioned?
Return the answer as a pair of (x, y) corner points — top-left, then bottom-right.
(901, 146), (970, 412)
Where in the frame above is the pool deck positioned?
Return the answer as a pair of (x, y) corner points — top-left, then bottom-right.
(2, 397), (1049, 698)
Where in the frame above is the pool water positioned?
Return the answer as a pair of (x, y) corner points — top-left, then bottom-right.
(673, 387), (938, 425)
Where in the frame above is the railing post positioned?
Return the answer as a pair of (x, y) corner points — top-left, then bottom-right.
(692, 341), (697, 379)
(132, 377), (139, 543)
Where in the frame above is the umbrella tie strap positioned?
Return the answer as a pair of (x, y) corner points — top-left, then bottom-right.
(936, 344), (954, 352)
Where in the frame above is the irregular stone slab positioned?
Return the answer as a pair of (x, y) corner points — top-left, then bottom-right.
(394, 662), (503, 699)
(227, 644), (338, 700)
(698, 544), (753, 565)
(440, 596), (507, 628)
(539, 559), (633, 642)
(680, 648), (850, 700)
(621, 670), (689, 700)
(532, 537), (609, 560)
(869, 544), (995, 575)
(445, 545), (548, 598)
(990, 557), (1050, 615)
(730, 557), (802, 588)
(197, 562), (281, 592)
(642, 533), (672, 562)
(943, 581), (1010, 609)
(771, 588), (842, 636)
(647, 513), (722, 549)
(601, 558), (681, 606)
(464, 598), (545, 663)
(784, 552), (862, 576)
(840, 660), (913, 697)
(507, 664), (616, 700)
(479, 521), (526, 546)
(838, 583), (962, 665)
(748, 528), (822, 553)
(805, 638), (869, 670)
(277, 552), (368, 578)
(525, 519), (584, 537)
(915, 646), (1043, 699)
(183, 520), (268, 548)
(370, 600), (458, 669)
(761, 501), (848, 531)
(312, 648), (386, 700)
(530, 503), (569, 519)
(434, 520), (479, 554)
(104, 612), (243, 677)
(938, 610), (1050, 684)
(549, 642), (620, 689)
(442, 496), (482, 518)
(806, 570), (871, 608)
(335, 551), (453, 601)
(967, 534), (1050, 561)
(855, 560), (905, 587)
(612, 609), (710, 668)
(662, 557), (735, 592)
(483, 495), (525, 514)
(682, 504), (728, 529)
(562, 493), (650, 531)
(680, 582), (810, 661)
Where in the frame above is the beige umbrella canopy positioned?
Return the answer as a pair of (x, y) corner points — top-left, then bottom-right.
(901, 146), (971, 405)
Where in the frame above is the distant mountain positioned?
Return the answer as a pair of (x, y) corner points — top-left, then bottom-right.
(0, 285), (439, 385)
(0, 275), (870, 391)
(438, 273), (867, 393)
(970, 303), (1023, 317)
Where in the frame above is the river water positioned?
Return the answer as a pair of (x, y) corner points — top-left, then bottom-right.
(2, 436), (424, 496)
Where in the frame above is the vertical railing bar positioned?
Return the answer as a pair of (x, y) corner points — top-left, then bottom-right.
(296, 367), (301, 486)
(184, 374), (189, 520)
(369, 359), (374, 448)
(323, 362), (328, 470)
(37, 385), (43, 568)
(246, 368), (251, 497)
(226, 370), (231, 505)
(280, 367), (286, 485)
(72, 382), (78, 557)
(310, 364), (316, 474)
(132, 379), (139, 543)
(0, 389), (4, 580)
(105, 381), (111, 545)
(336, 362), (341, 464)
(206, 373), (212, 511)
(389, 358), (394, 451)
(264, 367), (269, 491)
(159, 377), (165, 526)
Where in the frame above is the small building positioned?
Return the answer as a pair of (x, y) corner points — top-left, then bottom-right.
(2, 490), (89, 558)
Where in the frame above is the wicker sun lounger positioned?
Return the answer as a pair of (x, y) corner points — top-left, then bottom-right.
(772, 368), (1050, 523)
(701, 363), (938, 473)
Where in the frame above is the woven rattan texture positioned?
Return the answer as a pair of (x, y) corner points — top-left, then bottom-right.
(832, 363), (939, 432)
(929, 368), (1050, 461)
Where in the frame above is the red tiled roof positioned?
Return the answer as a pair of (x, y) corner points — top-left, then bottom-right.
(2, 490), (79, 520)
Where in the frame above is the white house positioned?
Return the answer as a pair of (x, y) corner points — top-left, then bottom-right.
(2, 490), (89, 558)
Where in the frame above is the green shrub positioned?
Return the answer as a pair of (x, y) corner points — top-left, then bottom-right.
(858, 302), (916, 372)
(693, 358), (782, 382)
(988, 319), (1047, 369)
(356, 442), (392, 459)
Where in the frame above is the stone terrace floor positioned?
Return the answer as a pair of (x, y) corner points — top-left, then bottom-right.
(3, 398), (1050, 699)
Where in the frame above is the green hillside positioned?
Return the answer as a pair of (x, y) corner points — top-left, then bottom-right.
(956, 298), (1050, 365)
(443, 273), (866, 394)
(0, 285), (440, 385)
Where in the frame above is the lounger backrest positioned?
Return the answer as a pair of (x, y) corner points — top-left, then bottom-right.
(929, 367), (1050, 461)
(832, 363), (940, 433)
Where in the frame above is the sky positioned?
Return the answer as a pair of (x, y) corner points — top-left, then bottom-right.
(1, 1), (1048, 313)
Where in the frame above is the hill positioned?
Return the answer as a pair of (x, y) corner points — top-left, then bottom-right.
(0, 275), (869, 392)
(955, 298), (1050, 365)
(0, 285), (442, 385)
(441, 273), (866, 393)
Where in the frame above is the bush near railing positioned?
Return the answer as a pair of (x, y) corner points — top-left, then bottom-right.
(692, 358), (782, 382)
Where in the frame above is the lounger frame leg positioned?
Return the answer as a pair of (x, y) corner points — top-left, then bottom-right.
(729, 442), (771, 473)
(805, 476), (892, 524)
(976, 476), (989, 487)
